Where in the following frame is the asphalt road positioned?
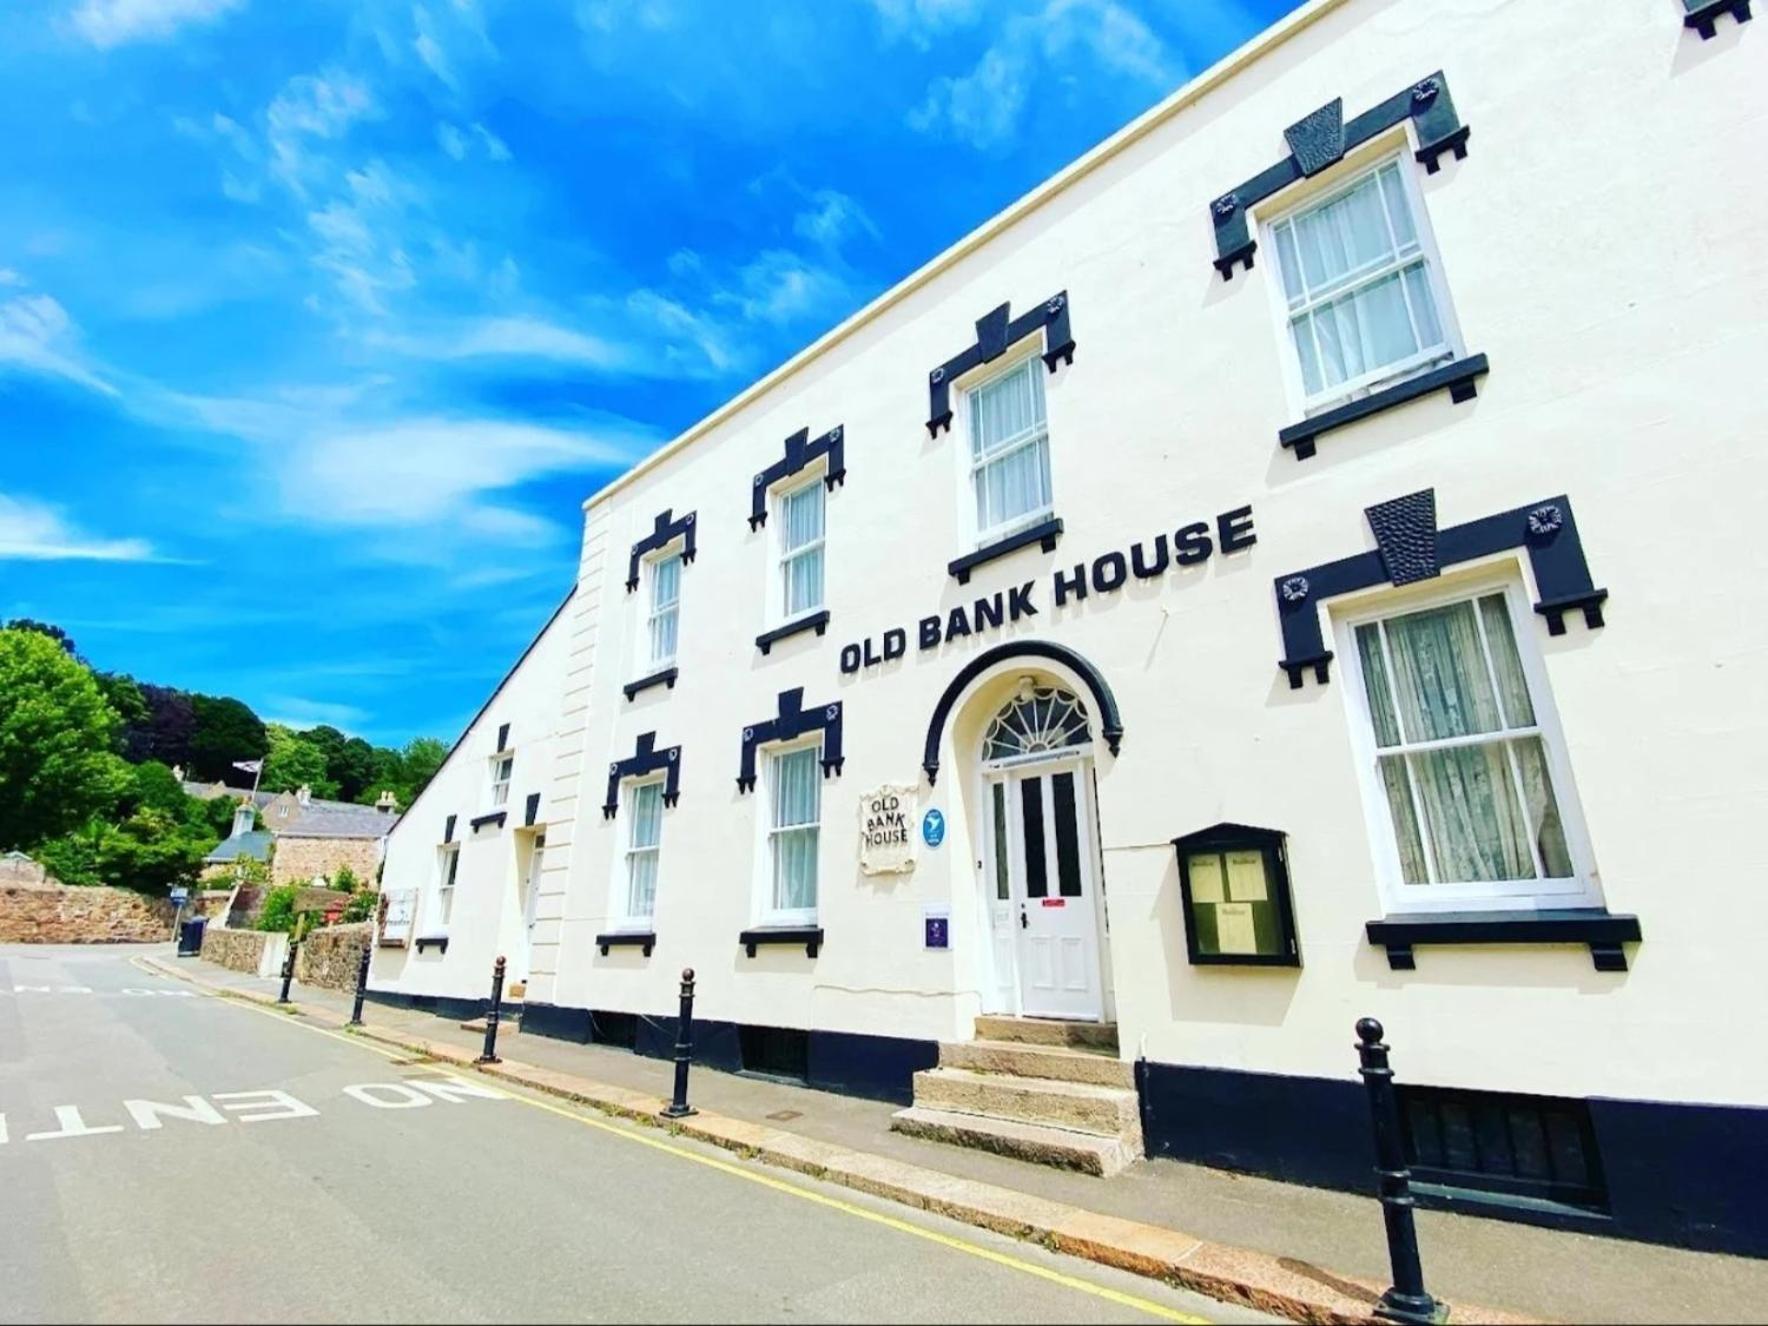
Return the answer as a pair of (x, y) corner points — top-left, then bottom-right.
(0, 944), (1268, 1325)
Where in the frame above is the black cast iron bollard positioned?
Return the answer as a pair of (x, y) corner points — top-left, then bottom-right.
(1355, 1018), (1448, 1325)
(476, 956), (506, 1064)
(348, 942), (372, 1027)
(277, 936), (299, 1005)
(661, 967), (697, 1119)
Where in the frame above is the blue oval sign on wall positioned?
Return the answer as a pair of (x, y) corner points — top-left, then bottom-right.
(922, 808), (946, 848)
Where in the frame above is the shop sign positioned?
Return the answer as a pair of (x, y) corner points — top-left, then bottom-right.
(859, 784), (917, 876)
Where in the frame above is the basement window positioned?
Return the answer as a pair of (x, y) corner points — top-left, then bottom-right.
(1399, 1084), (1607, 1214)
(739, 1025), (809, 1084)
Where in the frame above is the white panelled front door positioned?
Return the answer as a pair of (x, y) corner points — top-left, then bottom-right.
(517, 831), (544, 983)
(983, 760), (1104, 1021)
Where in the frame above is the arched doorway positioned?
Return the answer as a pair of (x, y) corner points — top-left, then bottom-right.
(975, 679), (1107, 1021)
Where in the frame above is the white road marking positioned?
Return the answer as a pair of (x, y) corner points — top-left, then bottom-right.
(1, 1114), (7, 1145)
(6, 986), (193, 997)
(26, 1107), (124, 1142)
(409, 1076), (507, 1103)
(343, 1083), (434, 1109)
(124, 1096), (227, 1130)
(211, 1090), (319, 1123)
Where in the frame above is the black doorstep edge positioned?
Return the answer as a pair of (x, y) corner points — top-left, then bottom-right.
(1365, 909), (1642, 972)
(947, 516), (1064, 584)
(1278, 354), (1489, 460)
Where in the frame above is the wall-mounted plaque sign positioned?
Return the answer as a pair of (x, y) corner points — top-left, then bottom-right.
(859, 784), (917, 876)
(380, 888), (417, 947)
(923, 904), (950, 950)
(1171, 823), (1300, 967)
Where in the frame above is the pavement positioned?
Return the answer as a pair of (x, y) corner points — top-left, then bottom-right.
(50, 944), (1768, 1325)
(1, 943), (1278, 1325)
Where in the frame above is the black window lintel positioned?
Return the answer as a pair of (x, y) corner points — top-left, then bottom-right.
(470, 810), (506, 830)
(1279, 355), (1489, 460)
(623, 666), (679, 701)
(947, 517), (1063, 585)
(740, 926), (824, 959)
(1685, 0), (1752, 39)
(756, 609), (830, 656)
(415, 935), (450, 954)
(1366, 910), (1642, 973)
(596, 931), (657, 958)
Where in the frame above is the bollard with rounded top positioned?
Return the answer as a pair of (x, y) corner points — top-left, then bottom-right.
(1356, 1018), (1448, 1325)
(277, 936), (299, 1005)
(661, 967), (697, 1119)
(476, 956), (506, 1064)
(348, 941), (372, 1027)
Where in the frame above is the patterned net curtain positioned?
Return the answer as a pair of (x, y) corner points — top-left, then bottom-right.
(983, 683), (1092, 763)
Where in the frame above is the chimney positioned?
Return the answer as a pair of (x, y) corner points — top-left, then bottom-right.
(375, 790), (399, 815)
(296, 784), (312, 807)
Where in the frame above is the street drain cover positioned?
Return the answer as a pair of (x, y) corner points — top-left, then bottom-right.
(766, 1110), (802, 1122)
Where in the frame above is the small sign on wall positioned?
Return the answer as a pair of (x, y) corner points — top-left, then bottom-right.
(380, 889), (417, 947)
(859, 784), (918, 876)
(923, 904), (950, 950)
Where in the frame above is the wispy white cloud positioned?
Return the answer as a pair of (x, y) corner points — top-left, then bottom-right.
(436, 120), (510, 162)
(0, 291), (116, 396)
(412, 5), (459, 88)
(261, 696), (370, 731)
(266, 69), (378, 196)
(69, 0), (245, 49)
(792, 188), (878, 250)
(0, 494), (164, 562)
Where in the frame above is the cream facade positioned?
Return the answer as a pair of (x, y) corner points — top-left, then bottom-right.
(371, 0), (1768, 1254)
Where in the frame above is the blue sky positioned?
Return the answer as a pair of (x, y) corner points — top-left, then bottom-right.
(0, 0), (1295, 746)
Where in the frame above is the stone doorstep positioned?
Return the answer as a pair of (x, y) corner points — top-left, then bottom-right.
(138, 958), (1536, 1326)
(910, 1066), (1141, 1138)
(938, 1038), (1137, 1089)
(973, 1014), (1120, 1052)
(889, 1105), (1137, 1178)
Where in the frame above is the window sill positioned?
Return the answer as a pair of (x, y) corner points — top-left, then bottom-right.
(414, 934), (450, 955)
(623, 666), (678, 701)
(596, 930), (656, 957)
(1365, 908), (1641, 972)
(948, 516), (1064, 585)
(740, 926), (823, 959)
(756, 609), (830, 656)
(470, 810), (507, 831)
(1278, 353), (1489, 460)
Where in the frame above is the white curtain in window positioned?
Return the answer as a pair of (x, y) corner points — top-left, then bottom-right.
(781, 485), (824, 616)
(771, 747), (819, 913)
(970, 359), (1051, 535)
(649, 556), (680, 663)
(627, 782), (662, 918)
(1356, 596), (1573, 886)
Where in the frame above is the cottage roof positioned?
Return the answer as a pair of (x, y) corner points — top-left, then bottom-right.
(204, 830), (273, 864)
(184, 783), (399, 840)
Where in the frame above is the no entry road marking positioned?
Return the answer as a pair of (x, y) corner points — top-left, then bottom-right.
(4, 986), (196, 997)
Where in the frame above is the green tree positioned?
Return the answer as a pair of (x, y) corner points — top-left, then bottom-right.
(397, 736), (448, 804)
(95, 672), (149, 753)
(4, 618), (77, 657)
(98, 808), (209, 893)
(187, 694), (267, 783)
(33, 823), (106, 887)
(124, 760), (188, 817)
(260, 724), (338, 798)
(257, 884), (299, 934)
(202, 792), (252, 839)
(0, 629), (131, 850)
(330, 736), (378, 802)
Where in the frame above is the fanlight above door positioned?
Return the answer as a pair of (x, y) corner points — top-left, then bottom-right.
(983, 683), (1092, 764)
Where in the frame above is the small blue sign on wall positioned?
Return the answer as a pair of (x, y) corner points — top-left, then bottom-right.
(922, 904), (950, 950)
(921, 808), (946, 848)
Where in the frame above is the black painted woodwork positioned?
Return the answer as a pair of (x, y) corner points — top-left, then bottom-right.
(947, 516), (1064, 584)
(921, 639), (1122, 785)
(925, 292), (1074, 436)
(1278, 354), (1489, 460)
(443, 814), (456, 844)
(1365, 910), (1643, 972)
(524, 792), (541, 827)
(595, 931), (657, 957)
(469, 810), (506, 831)
(740, 926), (824, 958)
(623, 665), (679, 700)
(756, 609), (830, 655)
(1272, 491), (1607, 688)
(1209, 72), (1470, 279)
(496, 722), (510, 752)
(625, 508), (697, 593)
(414, 935), (449, 955)
(1684, 0), (1752, 38)
(736, 688), (844, 792)
(602, 730), (682, 819)
(1171, 822), (1301, 967)
(750, 425), (845, 530)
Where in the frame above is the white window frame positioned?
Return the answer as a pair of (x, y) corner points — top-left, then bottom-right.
(953, 344), (1055, 549)
(771, 475), (827, 627)
(753, 734), (822, 928)
(616, 777), (665, 929)
(1335, 569), (1602, 915)
(488, 752), (513, 808)
(1260, 145), (1464, 418)
(640, 548), (683, 673)
(433, 845), (460, 929)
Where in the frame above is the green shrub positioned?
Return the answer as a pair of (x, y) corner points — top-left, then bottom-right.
(333, 863), (359, 893)
(256, 884), (299, 933)
(341, 890), (377, 924)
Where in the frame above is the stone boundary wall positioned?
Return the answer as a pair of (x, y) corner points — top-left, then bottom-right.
(0, 884), (176, 944)
(296, 922), (373, 991)
(200, 925), (285, 977)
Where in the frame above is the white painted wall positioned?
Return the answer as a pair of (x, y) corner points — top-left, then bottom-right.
(466, 0), (1768, 1107)
(372, 595), (574, 1001)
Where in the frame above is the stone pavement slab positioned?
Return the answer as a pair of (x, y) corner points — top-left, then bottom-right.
(148, 950), (1768, 1324)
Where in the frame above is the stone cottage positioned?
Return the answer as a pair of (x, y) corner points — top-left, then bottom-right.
(193, 783), (400, 887)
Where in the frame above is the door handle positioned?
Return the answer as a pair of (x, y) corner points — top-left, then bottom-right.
(1019, 907), (1028, 930)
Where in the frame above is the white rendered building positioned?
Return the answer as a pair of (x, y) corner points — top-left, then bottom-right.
(370, 0), (1767, 1255)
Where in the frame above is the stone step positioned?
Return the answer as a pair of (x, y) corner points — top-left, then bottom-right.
(911, 1067), (1141, 1138)
(972, 1015), (1119, 1052)
(890, 1105), (1137, 1177)
(939, 1038), (1135, 1089)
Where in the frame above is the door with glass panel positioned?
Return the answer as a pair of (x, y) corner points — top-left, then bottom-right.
(518, 831), (545, 982)
(978, 683), (1105, 1021)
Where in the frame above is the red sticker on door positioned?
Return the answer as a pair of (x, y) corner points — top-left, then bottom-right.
(1041, 898), (1066, 907)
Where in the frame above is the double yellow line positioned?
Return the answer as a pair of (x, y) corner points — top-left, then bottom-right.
(132, 958), (1207, 1323)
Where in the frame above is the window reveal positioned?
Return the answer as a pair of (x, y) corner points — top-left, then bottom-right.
(769, 745), (821, 919)
(625, 781), (663, 921)
(647, 553), (682, 668)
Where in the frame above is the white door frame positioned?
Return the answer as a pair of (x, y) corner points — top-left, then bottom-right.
(976, 747), (1109, 1022)
(517, 829), (545, 984)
